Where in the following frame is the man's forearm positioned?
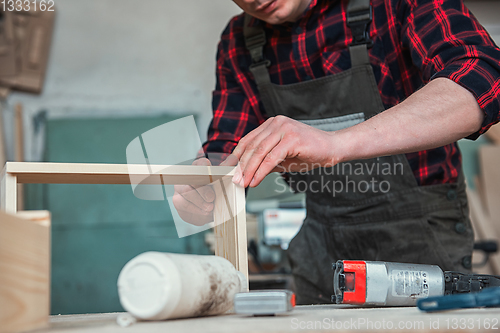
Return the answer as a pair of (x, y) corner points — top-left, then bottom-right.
(334, 78), (484, 163)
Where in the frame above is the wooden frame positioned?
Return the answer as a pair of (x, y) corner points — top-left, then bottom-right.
(0, 162), (248, 288)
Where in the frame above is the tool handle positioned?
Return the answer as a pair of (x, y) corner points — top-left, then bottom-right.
(418, 287), (500, 312)
(418, 294), (476, 312)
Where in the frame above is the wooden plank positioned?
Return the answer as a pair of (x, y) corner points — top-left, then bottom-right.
(470, 177), (495, 274)
(0, 102), (6, 172)
(1, 166), (17, 213)
(474, 175), (488, 215)
(478, 146), (500, 236)
(4, 162), (234, 185)
(213, 176), (248, 290)
(213, 178), (237, 265)
(234, 184), (248, 286)
(467, 187), (500, 275)
(0, 210), (51, 333)
(15, 103), (24, 211)
(16, 210), (51, 227)
(486, 123), (500, 145)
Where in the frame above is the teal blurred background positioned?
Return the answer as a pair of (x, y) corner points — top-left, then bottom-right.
(25, 116), (211, 315)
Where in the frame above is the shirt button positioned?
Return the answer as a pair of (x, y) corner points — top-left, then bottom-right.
(455, 222), (466, 234)
(295, 26), (302, 34)
(462, 256), (472, 269)
(447, 189), (457, 201)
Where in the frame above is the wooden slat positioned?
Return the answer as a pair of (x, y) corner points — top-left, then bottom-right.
(4, 162), (235, 185)
(16, 210), (51, 227)
(467, 188), (500, 275)
(1, 166), (17, 214)
(213, 179), (237, 266)
(479, 146), (500, 235)
(0, 211), (51, 333)
(486, 123), (500, 145)
(15, 103), (24, 211)
(0, 103), (6, 174)
(234, 184), (248, 285)
(213, 177), (248, 290)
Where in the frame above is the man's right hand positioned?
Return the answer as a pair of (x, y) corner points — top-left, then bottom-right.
(172, 158), (215, 226)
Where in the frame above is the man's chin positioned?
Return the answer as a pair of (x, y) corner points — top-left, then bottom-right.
(260, 14), (288, 25)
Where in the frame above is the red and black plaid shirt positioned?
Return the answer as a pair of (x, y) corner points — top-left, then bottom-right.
(205, 0), (500, 185)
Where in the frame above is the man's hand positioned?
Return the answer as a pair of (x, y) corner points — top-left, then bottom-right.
(231, 115), (339, 188)
(172, 158), (215, 226)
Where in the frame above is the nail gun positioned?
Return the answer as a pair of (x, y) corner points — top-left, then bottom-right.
(333, 260), (500, 306)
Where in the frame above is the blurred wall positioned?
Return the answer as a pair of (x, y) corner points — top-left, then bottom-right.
(3, 1), (500, 162)
(3, 0), (242, 161)
(456, 1), (500, 189)
(465, 1), (500, 43)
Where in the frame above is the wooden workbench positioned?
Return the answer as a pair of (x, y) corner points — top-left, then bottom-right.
(32, 305), (500, 333)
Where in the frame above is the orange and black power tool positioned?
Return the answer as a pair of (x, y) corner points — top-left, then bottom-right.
(333, 260), (500, 306)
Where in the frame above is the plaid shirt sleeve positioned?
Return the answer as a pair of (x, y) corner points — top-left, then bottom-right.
(204, 19), (264, 157)
(400, 0), (500, 139)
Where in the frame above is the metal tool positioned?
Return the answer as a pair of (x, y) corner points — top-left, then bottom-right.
(333, 260), (500, 306)
(234, 290), (295, 315)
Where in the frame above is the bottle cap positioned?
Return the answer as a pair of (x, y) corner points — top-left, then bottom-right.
(117, 252), (181, 320)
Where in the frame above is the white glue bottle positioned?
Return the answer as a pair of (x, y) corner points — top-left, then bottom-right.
(117, 252), (247, 320)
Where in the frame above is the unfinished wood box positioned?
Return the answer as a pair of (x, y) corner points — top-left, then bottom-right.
(0, 210), (51, 333)
(0, 162), (248, 287)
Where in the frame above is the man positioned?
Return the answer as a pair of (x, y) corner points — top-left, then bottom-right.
(174, 0), (500, 304)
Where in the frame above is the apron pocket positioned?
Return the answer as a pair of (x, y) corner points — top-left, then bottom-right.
(423, 207), (474, 271)
(325, 217), (448, 268)
(300, 113), (364, 131)
(287, 217), (335, 304)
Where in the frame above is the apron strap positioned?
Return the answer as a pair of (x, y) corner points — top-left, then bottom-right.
(349, 44), (370, 67)
(347, 0), (373, 67)
(243, 14), (271, 85)
(242, 0), (374, 79)
(347, 0), (371, 19)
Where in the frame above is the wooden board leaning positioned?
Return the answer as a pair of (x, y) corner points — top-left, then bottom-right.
(0, 210), (51, 333)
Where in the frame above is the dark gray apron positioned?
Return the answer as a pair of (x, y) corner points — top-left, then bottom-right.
(244, 0), (474, 304)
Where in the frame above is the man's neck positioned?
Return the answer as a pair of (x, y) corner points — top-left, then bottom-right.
(287, 0), (313, 22)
